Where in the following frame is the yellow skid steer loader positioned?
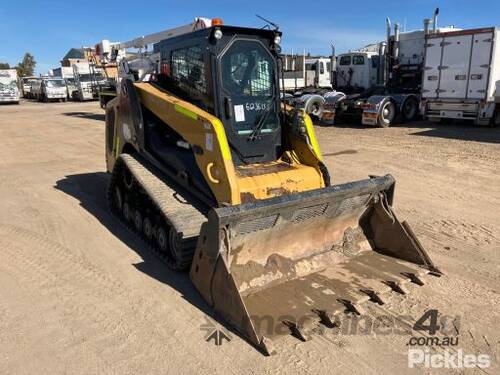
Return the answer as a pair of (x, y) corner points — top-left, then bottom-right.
(103, 18), (441, 355)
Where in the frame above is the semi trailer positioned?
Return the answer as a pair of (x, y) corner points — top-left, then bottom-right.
(421, 27), (500, 126)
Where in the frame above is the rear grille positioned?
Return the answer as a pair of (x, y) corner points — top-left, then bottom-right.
(238, 215), (279, 235)
(291, 203), (328, 223)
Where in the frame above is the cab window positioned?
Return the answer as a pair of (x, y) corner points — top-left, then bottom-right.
(353, 55), (365, 65)
(339, 56), (351, 66)
(305, 62), (317, 71)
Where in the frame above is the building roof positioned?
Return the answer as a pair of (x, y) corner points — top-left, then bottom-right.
(63, 48), (85, 60)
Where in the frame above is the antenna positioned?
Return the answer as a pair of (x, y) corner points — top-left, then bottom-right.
(256, 14), (279, 31)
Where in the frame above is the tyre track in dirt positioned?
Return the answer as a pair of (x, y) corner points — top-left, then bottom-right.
(0, 223), (237, 374)
(1, 101), (499, 374)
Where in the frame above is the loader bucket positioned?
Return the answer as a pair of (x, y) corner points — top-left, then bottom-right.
(190, 175), (440, 355)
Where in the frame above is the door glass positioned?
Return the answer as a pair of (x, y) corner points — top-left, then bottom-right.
(221, 40), (278, 135)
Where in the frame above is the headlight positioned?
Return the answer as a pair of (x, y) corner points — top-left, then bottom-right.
(274, 35), (281, 45)
(213, 28), (223, 40)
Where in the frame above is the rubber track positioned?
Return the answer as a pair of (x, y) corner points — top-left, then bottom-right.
(107, 153), (207, 269)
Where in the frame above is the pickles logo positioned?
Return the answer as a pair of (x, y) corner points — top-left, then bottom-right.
(200, 316), (232, 347)
(407, 309), (491, 369)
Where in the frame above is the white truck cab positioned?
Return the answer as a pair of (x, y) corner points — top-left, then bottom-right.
(33, 78), (67, 102)
(21, 76), (37, 98)
(281, 55), (334, 92)
(73, 63), (94, 101)
(336, 51), (379, 92)
(304, 57), (333, 88)
(72, 63), (107, 101)
(0, 69), (20, 104)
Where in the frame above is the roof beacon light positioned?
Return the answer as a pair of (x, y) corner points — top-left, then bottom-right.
(211, 18), (224, 26)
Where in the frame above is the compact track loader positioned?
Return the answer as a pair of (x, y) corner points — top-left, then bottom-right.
(103, 18), (441, 355)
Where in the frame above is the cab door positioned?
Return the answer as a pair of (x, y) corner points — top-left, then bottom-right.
(217, 38), (281, 165)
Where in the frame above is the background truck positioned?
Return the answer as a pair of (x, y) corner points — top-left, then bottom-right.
(0, 69), (20, 104)
(20, 76), (37, 98)
(325, 9), (458, 127)
(280, 53), (335, 117)
(72, 62), (108, 101)
(31, 77), (67, 102)
(421, 27), (500, 126)
(335, 45), (380, 92)
(53, 66), (77, 99)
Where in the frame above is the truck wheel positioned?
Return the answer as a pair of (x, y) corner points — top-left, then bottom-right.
(402, 97), (419, 122)
(303, 95), (325, 119)
(377, 101), (396, 127)
(490, 107), (500, 127)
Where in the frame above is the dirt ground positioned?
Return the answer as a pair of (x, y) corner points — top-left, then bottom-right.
(0, 100), (499, 374)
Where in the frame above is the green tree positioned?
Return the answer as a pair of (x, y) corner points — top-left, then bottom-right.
(16, 53), (36, 76)
(0, 62), (10, 69)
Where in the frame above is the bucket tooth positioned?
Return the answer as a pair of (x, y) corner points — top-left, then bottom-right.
(402, 272), (425, 286)
(283, 320), (312, 342)
(259, 336), (277, 356)
(312, 309), (337, 328)
(360, 289), (385, 305)
(383, 280), (407, 295)
(338, 299), (364, 315)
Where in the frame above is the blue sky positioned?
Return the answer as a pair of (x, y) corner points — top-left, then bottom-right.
(1, 0), (499, 75)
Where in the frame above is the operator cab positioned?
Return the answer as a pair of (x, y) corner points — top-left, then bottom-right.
(154, 25), (283, 166)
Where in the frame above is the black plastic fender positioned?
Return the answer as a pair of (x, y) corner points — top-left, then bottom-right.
(118, 79), (145, 151)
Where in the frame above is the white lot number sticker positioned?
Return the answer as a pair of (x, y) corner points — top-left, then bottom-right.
(205, 133), (213, 151)
(234, 105), (245, 122)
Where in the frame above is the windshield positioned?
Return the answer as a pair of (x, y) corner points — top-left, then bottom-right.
(221, 40), (277, 135)
(0, 75), (17, 90)
(94, 73), (106, 81)
(79, 73), (93, 82)
(45, 80), (66, 88)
